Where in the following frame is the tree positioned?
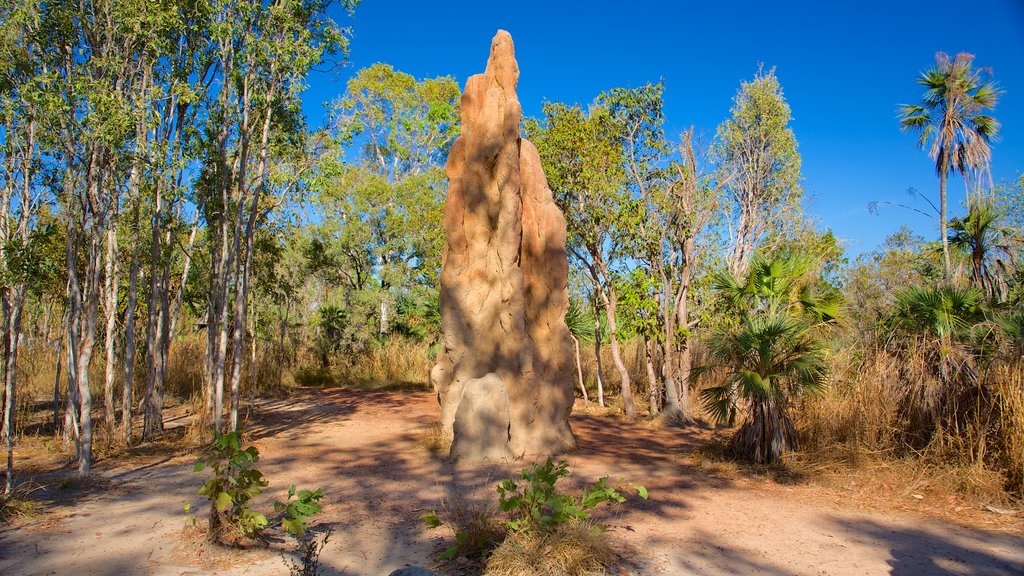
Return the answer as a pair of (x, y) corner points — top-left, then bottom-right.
(651, 128), (729, 424)
(698, 254), (839, 464)
(527, 95), (637, 418)
(0, 0), (54, 491)
(716, 66), (802, 277)
(948, 198), (1018, 301)
(201, 0), (357, 434)
(899, 52), (1001, 281)
(325, 64), (459, 338)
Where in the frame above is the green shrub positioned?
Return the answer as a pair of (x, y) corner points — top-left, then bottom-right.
(275, 485), (325, 537)
(497, 457), (646, 535)
(195, 432), (269, 542)
(422, 458), (647, 564)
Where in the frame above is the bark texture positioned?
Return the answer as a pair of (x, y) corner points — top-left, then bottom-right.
(430, 30), (575, 461)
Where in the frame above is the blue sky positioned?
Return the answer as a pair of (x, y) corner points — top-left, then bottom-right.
(303, 0), (1024, 257)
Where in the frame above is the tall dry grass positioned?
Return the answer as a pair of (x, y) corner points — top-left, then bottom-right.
(797, 345), (1024, 501)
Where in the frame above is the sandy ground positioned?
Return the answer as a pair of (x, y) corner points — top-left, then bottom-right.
(1, 388), (1022, 575)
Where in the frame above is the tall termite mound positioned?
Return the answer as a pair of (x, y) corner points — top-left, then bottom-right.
(429, 30), (576, 461)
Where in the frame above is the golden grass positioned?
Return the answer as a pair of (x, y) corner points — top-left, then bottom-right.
(795, 349), (1024, 502)
(419, 423), (452, 454)
(485, 521), (617, 576)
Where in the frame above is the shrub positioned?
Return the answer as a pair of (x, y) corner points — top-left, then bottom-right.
(496, 458), (645, 535)
(422, 458), (647, 572)
(194, 432), (326, 545)
(195, 432), (269, 543)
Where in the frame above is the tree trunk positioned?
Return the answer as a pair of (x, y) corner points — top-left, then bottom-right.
(52, 314), (64, 434)
(144, 184), (163, 440)
(77, 227), (104, 477)
(2, 287), (25, 495)
(168, 212), (199, 339)
(602, 286), (635, 419)
(592, 298), (605, 408)
(122, 231), (140, 444)
(103, 225), (119, 432)
(939, 164), (951, 282)
(570, 334), (588, 402)
(644, 336), (659, 418)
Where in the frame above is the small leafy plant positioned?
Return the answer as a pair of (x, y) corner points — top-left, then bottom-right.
(195, 431), (269, 542)
(275, 485), (325, 537)
(497, 457), (647, 534)
(422, 458), (648, 564)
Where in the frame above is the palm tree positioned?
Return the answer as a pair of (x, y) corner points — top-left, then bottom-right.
(697, 254), (839, 464)
(889, 284), (985, 343)
(899, 52), (1001, 281)
(948, 198), (1018, 301)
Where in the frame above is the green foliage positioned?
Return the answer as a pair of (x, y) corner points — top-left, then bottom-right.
(898, 52), (1001, 181)
(899, 52), (1001, 277)
(393, 286), (441, 342)
(564, 297), (596, 343)
(715, 66), (803, 271)
(194, 433), (327, 543)
(497, 458), (645, 535)
(275, 485), (325, 537)
(889, 285), (985, 342)
(948, 198), (1018, 300)
(698, 253), (839, 464)
(422, 459), (647, 562)
(194, 432), (270, 539)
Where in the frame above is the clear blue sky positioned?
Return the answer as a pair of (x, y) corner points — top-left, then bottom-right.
(303, 0), (1024, 257)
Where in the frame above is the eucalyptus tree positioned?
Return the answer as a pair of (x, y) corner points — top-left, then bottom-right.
(325, 64), (460, 338)
(527, 97), (638, 417)
(43, 0), (176, 475)
(715, 67), (802, 277)
(648, 128), (730, 424)
(0, 0), (55, 492)
(202, 0), (356, 433)
(899, 52), (1001, 280)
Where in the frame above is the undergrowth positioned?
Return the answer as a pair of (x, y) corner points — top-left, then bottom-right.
(422, 458), (647, 575)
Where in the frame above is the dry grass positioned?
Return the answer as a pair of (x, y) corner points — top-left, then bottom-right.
(795, 348), (1024, 503)
(0, 483), (41, 521)
(419, 423), (452, 454)
(428, 493), (505, 571)
(485, 521), (617, 576)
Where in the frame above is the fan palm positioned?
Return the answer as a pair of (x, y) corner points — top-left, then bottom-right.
(700, 315), (828, 464)
(948, 199), (1018, 301)
(899, 52), (1001, 281)
(889, 284), (984, 342)
(699, 253), (839, 464)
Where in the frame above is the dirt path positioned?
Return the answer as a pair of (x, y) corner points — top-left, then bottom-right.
(1, 389), (1022, 575)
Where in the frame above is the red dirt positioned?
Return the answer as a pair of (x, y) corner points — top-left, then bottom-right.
(1, 388), (1022, 575)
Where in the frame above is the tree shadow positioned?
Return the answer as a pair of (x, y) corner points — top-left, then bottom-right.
(829, 517), (1024, 575)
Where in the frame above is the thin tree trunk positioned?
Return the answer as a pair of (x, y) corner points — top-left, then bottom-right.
(644, 336), (659, 417)
(77, 226), (104, 477)
(601, 286), (635, 419)
(103, 225), (119, 432)
(939, 164), (951, 282)
(168, 211), (199, 338)
(2, 287), (25, 495)
(122, 224), (140, 444)
(144, 183), (163, 439)
(592, 297), (605, 408)
(52, 312), (65, 433)
(570, 334), (588, 402)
